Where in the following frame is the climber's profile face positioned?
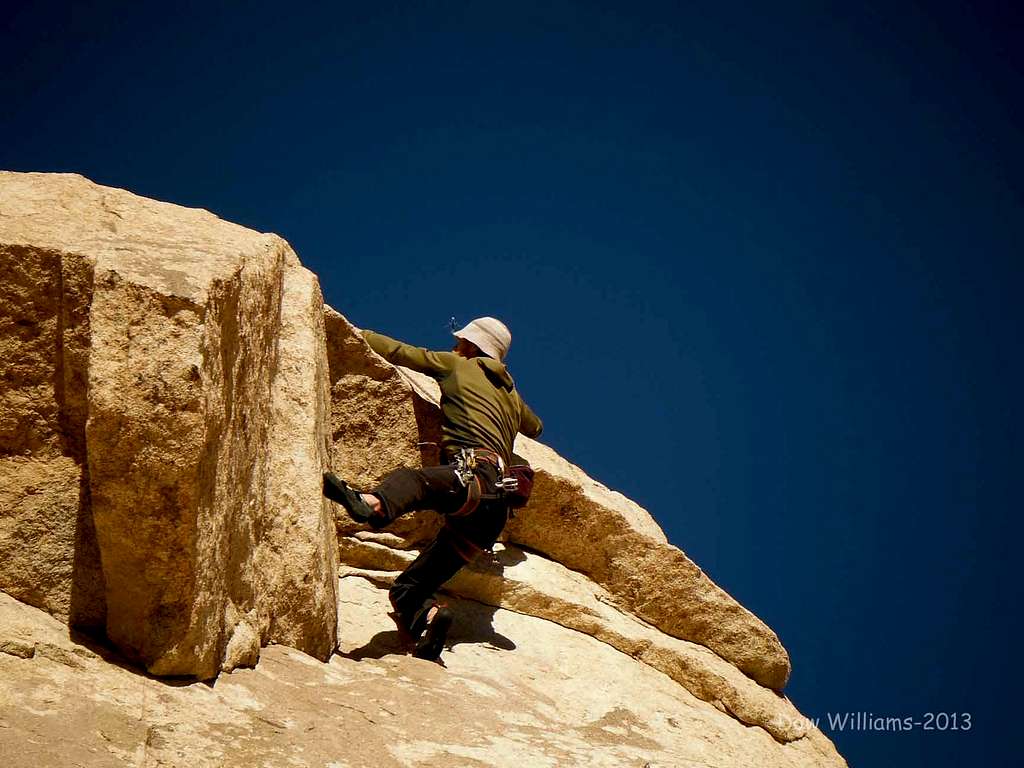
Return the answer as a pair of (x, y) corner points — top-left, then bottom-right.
(452, 337), (480, 359)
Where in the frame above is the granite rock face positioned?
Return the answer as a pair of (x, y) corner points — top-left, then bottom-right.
(340, 537), (807, 743)
(507, 434), (792, 690)
(1, 172), (845, 766)
(0, 172), (337, 677)
(0, 588), (847, 768)
(0, 237), (102, 631)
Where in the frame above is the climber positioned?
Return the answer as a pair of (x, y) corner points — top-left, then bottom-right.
(323, 317), (543, 662)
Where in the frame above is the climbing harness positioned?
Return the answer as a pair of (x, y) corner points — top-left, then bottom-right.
(451, 448), (517, 489)
(449, 447), (533, 518)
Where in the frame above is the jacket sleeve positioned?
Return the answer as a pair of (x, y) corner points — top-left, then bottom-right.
(361, 330), (458, 378)
(519, 397), (543, 438)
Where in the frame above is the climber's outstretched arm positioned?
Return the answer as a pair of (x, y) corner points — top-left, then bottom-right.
(362, 329), (458, 379)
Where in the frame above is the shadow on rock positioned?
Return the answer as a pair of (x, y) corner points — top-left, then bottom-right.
(444, 597), (516, 653)
(62, 627), (211, 687)
(490, 543), (527, 568)
(338, 629), (410, 661)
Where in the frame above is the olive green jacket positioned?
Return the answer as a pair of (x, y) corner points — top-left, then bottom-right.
(361, 330), (543, 463)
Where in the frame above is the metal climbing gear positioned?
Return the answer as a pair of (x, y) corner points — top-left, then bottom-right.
(449, 447), (533, 516)
(451, 447), (479, 488)
(452, 448), (517, 490)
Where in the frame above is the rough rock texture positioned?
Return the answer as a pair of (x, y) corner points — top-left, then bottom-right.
(0, 588), (846, 768)
(0, 172), (337, 677)
(324, 307), (444, 546)
(324, 330), (790, 690)
(0, 242), (103, 630)
(258, 264), (338, 661)
(1, 173), (846, 766)
(508, 433), (792, 691)
(340, 537), (808, 743)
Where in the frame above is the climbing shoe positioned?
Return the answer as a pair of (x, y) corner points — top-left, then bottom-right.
(323, 472), (382, 527)
(412, 605), (453, 661)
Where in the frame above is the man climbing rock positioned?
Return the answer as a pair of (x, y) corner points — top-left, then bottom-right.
(324, 317), (543, 662)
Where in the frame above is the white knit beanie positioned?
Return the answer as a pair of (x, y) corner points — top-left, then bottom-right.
(452, 317), (512, 361)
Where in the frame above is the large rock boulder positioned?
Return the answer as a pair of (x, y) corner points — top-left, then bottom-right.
(0, 172), (337, 678)
(0, 172), (846, 766)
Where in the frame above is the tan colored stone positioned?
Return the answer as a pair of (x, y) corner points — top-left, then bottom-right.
(0, 638), (35, 659)
(339, 538), (805, 742)
(257, 257), (338, 660)
(0, 455), (88, 619)
(0, 172), (846, 765)
(508, 433), (792, 691)
(0, 172), (336, 677)
(221, 619), (260, 673)
(0, 241), (104, 631)
(0, 585), (846, 768)
(323, 307), (444, 546)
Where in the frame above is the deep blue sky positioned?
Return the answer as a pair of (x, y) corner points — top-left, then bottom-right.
(3, 2), (1021, 765)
